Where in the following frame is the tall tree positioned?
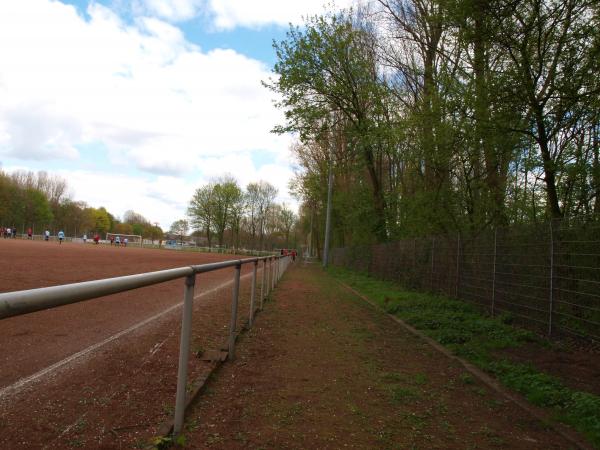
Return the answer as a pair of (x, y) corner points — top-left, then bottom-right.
(188, 183), (216, 248)
(279, 204), (296, 247)
(267, 9), (390, 241)
(212, 176), (243, 247)
(170, 219), (189, 245)
(494, 0), (599, 218)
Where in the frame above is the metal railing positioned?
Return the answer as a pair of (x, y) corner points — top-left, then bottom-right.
(0, 254), (292, 435)
(331, 219), (600, 343)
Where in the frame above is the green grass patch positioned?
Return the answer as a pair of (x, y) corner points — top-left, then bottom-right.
(389, 386), (421, 404)
(327, 266), (600, 447)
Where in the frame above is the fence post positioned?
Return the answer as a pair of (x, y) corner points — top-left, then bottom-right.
(549, 221), (555, 336)
(491, 228), (497, 317)
(431, 237), (435, 291)
(173, 274), (196, 436)
(249, 260), (258, 327)
(260, 259), (267, 308)
(413, 238), (417, 287)
(227, 264), (242, 360)
(455, 233), (460, 298)
(265, 258), (270, 298)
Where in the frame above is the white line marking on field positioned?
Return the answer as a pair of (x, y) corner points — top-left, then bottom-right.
(0, 271), (256, 401)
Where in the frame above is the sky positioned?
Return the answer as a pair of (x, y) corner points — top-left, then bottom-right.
(0, 0), (352, 230)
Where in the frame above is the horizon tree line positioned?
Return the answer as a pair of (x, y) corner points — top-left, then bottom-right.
(0, 168), (163, 239)
(181, 175), (298, 251)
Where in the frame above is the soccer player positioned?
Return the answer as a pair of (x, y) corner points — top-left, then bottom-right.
(27, 228), (33, 239)
(115, 236), (121, 246)
(93, 234), (100, 245)
(58, 230), (65, 244)
(44, 230), (50, 241)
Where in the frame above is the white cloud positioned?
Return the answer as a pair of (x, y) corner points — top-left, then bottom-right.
(134, 0), (204, 22)
(206, 0), (354, 30)
(135, 0), (355, 28)
(0, 0), (290, 176)
(0, 0), (300, 227)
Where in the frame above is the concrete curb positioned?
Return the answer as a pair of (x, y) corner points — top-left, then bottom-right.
(336, 279), (593, 450)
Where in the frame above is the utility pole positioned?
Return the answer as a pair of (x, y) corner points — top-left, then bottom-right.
(323, 116), (335, 268)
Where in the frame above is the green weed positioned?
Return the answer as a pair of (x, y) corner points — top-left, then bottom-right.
(327, 266), (600, 448)
(389, 386), (420, 404)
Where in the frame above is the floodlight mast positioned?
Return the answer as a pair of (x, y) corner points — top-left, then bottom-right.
(323, 112), (336, 268)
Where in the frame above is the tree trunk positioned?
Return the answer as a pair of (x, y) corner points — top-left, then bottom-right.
(535, 112), (562, 218)
(593, 123), (600, 214)
(363, 144), (388, 242)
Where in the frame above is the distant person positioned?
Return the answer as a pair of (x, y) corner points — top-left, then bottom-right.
(292, 250), (296, 262)
(58, 230), (65, 244)
(5, 227), (10, 239)
(12, 226), (17, 239)
(110, 236), (114, 246)
(44, 230), (50, 241)
(83, 233), (87, 243)
(115, 236), (121, 246)
(93, 234), (100, 245)
(123, 237), (128, 247)
(27, 228), (33, 239)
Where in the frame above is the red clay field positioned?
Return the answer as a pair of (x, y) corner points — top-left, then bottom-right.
(0, 239), (261, 449)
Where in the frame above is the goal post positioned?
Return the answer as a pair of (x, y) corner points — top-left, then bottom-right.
(105, 232), (143, 247)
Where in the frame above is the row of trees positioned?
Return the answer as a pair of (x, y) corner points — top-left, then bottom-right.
(267, 0), (600, 249)
(0, 168), (163, 239)
(182, 176), (297, 250)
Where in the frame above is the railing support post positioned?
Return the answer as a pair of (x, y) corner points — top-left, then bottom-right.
(266, 258), (271, 297)
(271, 257), (276, 291)
(173, 274), (196, 436)
(228, 264), (242, 360)
(249, 261), (258, 327)
(261, 259), (267, 308)
(277, 257), (281, 282)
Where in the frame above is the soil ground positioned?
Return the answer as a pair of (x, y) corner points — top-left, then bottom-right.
(184, 262), (580, 449)
(0, 240), (590, 449)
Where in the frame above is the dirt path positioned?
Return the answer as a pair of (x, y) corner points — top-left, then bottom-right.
(185, 262), (576, 449)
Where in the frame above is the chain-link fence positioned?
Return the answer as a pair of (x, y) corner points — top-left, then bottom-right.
(331, 219), (600, 342)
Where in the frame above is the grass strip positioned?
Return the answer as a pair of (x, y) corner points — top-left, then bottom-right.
(327, 266), (600, 448)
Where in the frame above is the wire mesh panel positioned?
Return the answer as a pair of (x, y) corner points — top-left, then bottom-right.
(554, 218), (600, 341)
(493, 223), (551, 332)
(458, 231), (495, 313)
(331, 218), (600, 344)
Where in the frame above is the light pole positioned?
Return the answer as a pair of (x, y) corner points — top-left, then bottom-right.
(322, 116), (335, 268)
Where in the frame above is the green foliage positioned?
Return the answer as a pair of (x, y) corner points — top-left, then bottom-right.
(211, 177), (243, 247)
(170, 219), (189, 243)
(92, 207), (111, 234)
(271, 0), (600, 249)
(151, 433), (186, 449)
(328, 267), (600, 447)
(187, 177), (293, 251)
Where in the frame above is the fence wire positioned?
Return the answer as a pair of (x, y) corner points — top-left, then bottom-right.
(331, 219), (600, 343)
